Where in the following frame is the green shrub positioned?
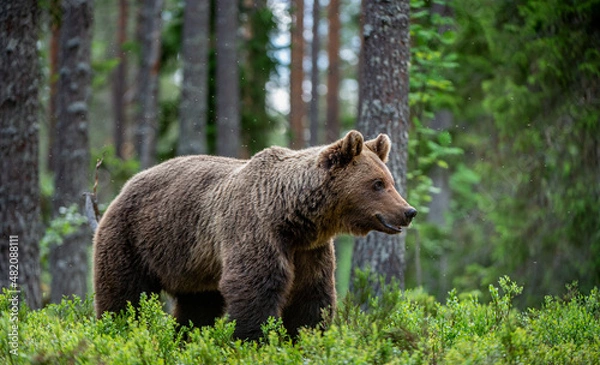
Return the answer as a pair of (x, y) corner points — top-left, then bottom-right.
(1, 279), (598, 364)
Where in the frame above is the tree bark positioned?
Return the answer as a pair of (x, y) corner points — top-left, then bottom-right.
(216, 0), (241, 158)
(113, 0), (128, 159)
(178, 0), (210, 156)
(0, 0), (43, 310)
(430, 0), (454, 298)
(428, 109), (452, 296)
(239, 0), (275, 156)
(290, 0), (305, 149)
(309, 0), (320, 146)
(326, 0), (340, 143)
(351, 0), (411, 295)
(48, 0), (61, 172)
(135, 0), (162, 169)
(49, 0), (94, 303)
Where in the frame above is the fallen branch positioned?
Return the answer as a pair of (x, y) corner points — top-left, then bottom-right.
(83, 157), (103, 234)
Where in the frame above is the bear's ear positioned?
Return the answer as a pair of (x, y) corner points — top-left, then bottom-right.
(364, 134), (391, 163)
(318, 130), (364, 169)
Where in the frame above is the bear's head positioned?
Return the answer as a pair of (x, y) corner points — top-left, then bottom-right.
(318, 130), (417, 236)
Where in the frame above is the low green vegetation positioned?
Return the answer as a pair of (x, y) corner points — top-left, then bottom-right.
(2, 276), (598, 364)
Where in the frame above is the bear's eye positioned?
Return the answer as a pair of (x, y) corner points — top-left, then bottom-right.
(373, 179), (385, 191)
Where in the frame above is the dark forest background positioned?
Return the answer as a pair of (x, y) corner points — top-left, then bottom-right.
(1, 0), (599, 311)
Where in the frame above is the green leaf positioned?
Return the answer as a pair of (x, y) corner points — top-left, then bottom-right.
(437, 160), (449, 169)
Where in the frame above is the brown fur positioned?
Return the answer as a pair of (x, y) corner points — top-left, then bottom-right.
(93, 130), (416, 340)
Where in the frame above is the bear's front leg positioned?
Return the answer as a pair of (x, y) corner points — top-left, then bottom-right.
(219, 244), (294, 341)
(282, 243), (337, 337)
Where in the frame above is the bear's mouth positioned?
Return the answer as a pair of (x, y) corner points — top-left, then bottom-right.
(375, 214), (403, 234)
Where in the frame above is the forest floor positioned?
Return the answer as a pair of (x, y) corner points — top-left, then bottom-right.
(2, 276), (599, 364)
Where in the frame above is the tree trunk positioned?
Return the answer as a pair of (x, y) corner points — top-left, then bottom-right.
(113, 0), (128, 159)
(290, 0), (305, 149)
(216, 0), (241, 158)
(326, 0), (340, 143)
(240, 0), (275, 156)
(48, 0), (61, 172)
(135, 0), (162, 169)
(428, 1), (453, 298)
(49, 0), (94, 303)
(428, 109), (452, 296)
(0, 0), (43, 310)
(178, 0), (210, 156)
(309, 0), (320, 146)
(351, 0), (411, 295)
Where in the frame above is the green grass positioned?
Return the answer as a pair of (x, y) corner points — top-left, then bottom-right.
(2, 276), (598, 364)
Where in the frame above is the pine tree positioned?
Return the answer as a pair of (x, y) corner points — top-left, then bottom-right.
(325, 0), (341, 143)
(49, 0), (94, 303)
(216, 0), (241, 157)
(290, 0), (306, 149)
(112, 0), (129, 158)
(351, 0), (411, 294)
(178, 0), (210, 156)
(0, 0), (43, 309)
(135, 0), (163, 169)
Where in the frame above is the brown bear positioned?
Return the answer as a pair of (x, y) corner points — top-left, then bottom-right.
(93, 130), (416, 340)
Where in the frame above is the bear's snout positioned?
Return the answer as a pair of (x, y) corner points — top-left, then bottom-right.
(374, 205), (416, 235)
(405, 208), (418, 220)
(397, 206), (417, 227)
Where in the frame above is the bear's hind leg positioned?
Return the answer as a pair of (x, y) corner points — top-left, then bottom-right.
(173, 291), (225, 328)
(94, 231), (161, 317)
(94, 263), (161, 317)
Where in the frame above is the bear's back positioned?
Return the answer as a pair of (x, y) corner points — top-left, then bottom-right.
(95, 155), (247, 293)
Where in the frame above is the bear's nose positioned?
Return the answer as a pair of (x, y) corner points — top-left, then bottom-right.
(405, 208), (418, 219)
